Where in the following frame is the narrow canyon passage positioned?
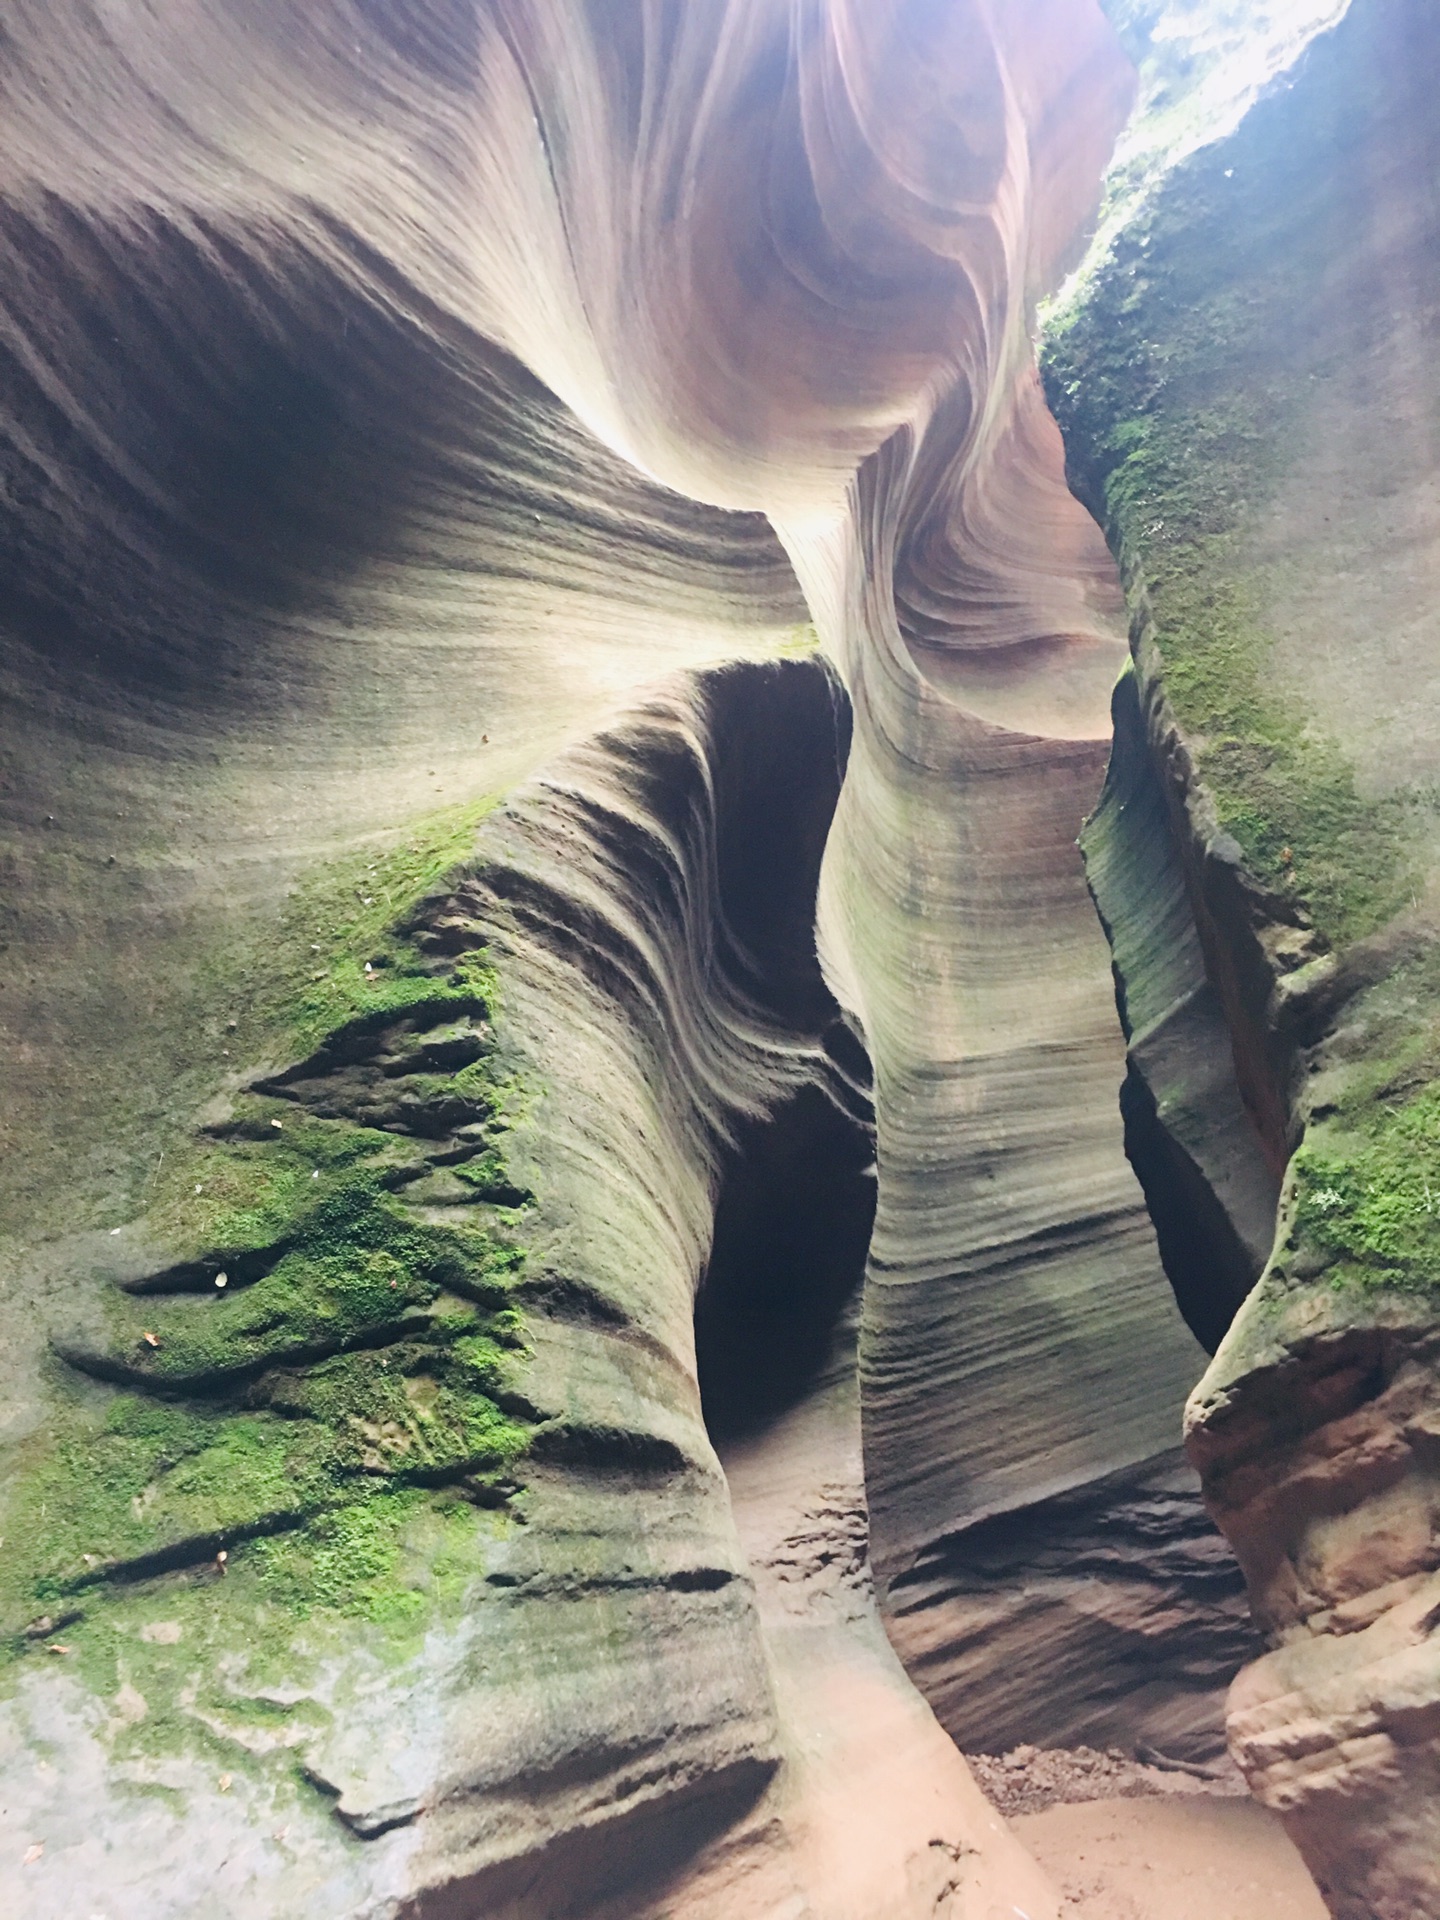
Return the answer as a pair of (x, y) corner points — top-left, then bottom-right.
(683, 1043), (1325, 1920)
(677, 1067), (1061, 1918)
(3, 2), (1438, 1916)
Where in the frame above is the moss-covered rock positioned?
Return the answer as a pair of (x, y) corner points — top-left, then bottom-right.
(1, 835), (536, 1682)
(1045, 27), (1429, 952)
(1061, 10), (1440, 1905)
(1051, 0), (1440, 1317)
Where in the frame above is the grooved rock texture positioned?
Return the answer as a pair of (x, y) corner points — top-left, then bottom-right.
(5, 659), (861, 1919)
(1050, 0), (1440, 1910)
(0, 2), (1276, 1914)
(798, 289), (1220, 1773)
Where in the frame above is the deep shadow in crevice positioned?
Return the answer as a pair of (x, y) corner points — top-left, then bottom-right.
(695, 1073), (876, 1445)
(1119, 1060), (1262, 1354)
(1082, 670), (1279, 1356)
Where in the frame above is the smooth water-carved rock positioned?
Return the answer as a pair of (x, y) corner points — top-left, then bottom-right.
(0, 0), (1321, 1910)
(1083, 669), (1281, 1356)
(8, 659), (859, 1918)
(813, 368), (1224, 1763)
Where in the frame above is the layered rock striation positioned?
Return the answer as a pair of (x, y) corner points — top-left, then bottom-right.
(0, 0), (1336, 1913)
(3, 655), (876, 1917)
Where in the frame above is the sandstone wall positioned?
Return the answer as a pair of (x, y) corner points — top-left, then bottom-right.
(1049, 1), (1440, 1909)
(0, 2), (1289, 1911)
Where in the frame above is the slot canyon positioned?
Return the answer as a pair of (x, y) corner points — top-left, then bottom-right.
(1, 2), (1437, 1916)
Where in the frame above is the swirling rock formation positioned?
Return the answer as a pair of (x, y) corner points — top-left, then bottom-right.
(1049, 0), (1440, 1910)
(0, 1), (1303, 1914)
(810, 381), (1237, 1760)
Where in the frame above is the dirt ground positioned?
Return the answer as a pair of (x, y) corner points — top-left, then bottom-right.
(1014, 1797), (1328, 1919)
(968, 1747), (1327, 1920)
(966, 1744), (1244, 1820)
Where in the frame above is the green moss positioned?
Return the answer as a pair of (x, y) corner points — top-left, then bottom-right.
(258, 797), (499, 1060)
(0, 790), (542, 1831)
(250, 1493), (424, 1622)
(2, 1223), (530, 1644)
(1291, 1085), (1440, 1291)
(1043, 82), (1426, 952)
(1129, 531), (1416, 944)
(3, 1399), (300, 1612)
(145, 1111), (392, 1261)
(135, 797), (504, 1248)
(12, 1482), (507, 1822)
(1048, 62), (1440, 1313)
(1, 810), (537, 1689)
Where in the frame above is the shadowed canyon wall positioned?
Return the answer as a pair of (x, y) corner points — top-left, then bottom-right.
(1049, 0), (1440, 1911)
(6, 0), (1422, 1914)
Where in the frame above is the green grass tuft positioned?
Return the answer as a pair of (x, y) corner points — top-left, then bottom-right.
(1292, 1085), (1440, 1292)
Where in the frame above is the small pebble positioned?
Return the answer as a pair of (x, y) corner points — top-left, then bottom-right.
(23, 1843), (43, 1866)
(218, 1774), (232, 1793)
(214, 1272), (228, 1290)
(270, 1119), (283, 1130)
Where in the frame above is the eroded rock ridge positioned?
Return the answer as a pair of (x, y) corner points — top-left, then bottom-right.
(1050, 2), (1440, 1911)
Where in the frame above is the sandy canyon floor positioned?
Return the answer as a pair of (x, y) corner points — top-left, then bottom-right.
(971, 1748), (1325, 1920)
(1017, 1797), (1326, 1920)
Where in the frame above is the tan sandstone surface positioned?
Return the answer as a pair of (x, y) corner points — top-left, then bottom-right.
(2, 0), (1430, 1915)
(1015, 1797), (1327, 1920)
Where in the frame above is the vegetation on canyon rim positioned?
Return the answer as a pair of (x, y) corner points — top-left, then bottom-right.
(0, 798), (538, 1789)
(1282, 945), (1440, 1295)
(1046, 16), (1440, 1307)
(1044, 43), (1421, 955)
(1291, 1094), (1440, 1292)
